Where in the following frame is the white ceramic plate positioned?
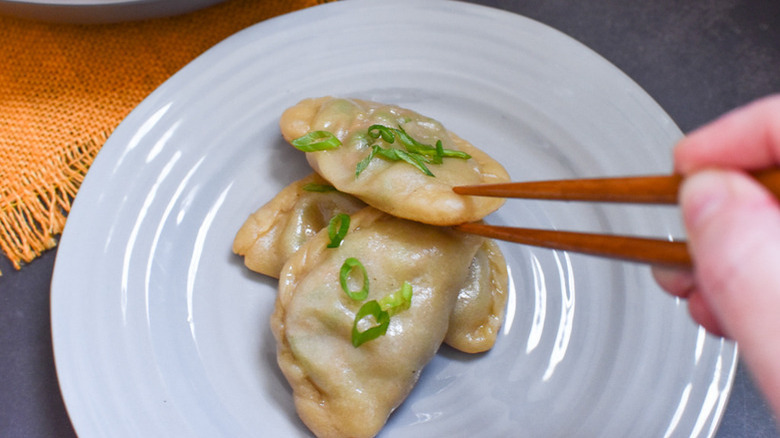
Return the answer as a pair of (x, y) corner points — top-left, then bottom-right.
(51, 1), (737, 436)
(0, 0), (225, 23)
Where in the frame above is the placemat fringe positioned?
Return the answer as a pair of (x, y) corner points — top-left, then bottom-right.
(0, 134), (102, 273)
(0, 0), (327, 275)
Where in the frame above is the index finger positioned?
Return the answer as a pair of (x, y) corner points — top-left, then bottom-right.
(674, 95), (780, 174)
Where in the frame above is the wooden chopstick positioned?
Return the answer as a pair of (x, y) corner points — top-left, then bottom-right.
(452, 169), (780, 267)
(453, 223), (691, 267)
(453, 169), (780, 203)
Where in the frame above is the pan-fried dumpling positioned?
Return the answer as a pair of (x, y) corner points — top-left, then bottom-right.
(233, 174), (508, 353)
(280, 97), (510, 225)
(272, 207), (483, 438)
(232, 173), (366, 277)
(445, 239), (508, 353)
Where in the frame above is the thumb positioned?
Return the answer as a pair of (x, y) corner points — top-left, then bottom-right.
(681, 169), (780, 413)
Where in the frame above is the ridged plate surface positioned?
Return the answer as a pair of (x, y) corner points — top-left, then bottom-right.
(51, 1), (737, 436)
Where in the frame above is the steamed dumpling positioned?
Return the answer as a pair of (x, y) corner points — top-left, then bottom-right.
(232, 173), (365, 277)
(280, 97), (510, 225)
(233, 174), (508, 353)
(272, 207), (483, 438)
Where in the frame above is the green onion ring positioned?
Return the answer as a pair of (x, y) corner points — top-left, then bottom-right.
(367, 124), (396, 143)
(340, 257), (369, 301)
(352, 300), (390, 347)
(326, 213), (350, 248)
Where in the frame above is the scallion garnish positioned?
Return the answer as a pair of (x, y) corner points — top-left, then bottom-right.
(351, 300), (390, 348)
(302, 182), (338, 192)
(433, 140), (445, 164)
(355, 144), (434, 177)
(291, 131), (342, 152)
(326, 213), (350, 248)
(355, 123), (471, 177)
(393, 126), (429, 152)
(355, 144), (379, 177)
(376, 147), (434, 176)
(338, 260), (414, 347)
(439, 147), (471, 160)
(368, 125), (396, 143)
(378, 281), (413, 316)
(340, 257), (369, 301)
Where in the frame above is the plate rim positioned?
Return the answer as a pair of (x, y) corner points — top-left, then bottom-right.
(50, 1), (738, 436)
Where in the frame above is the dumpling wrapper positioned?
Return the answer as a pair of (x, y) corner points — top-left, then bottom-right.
(272, 207), (483, 438)
(445, 239), (508, 353)
(233, 174), (508, 353)
(280, 97), (511, 225)
(232, 173), (366, 277)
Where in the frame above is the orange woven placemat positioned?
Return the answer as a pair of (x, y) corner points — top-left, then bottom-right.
(0, 0), (330, 273)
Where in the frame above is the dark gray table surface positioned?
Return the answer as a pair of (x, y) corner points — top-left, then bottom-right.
(1, 0), (778, 436)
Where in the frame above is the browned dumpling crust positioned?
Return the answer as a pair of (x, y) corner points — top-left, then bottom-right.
(280, 97), (510, 226)
(272, 207), (483, 438)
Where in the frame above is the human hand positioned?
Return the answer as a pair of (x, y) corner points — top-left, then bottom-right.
(652, 95), (780, 417)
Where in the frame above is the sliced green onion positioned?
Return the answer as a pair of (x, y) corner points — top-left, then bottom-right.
(302, 182), (338, 192)
(352, 300), (390, 348)
(355, 144), (380, 177)
(291, 131), (342, 152)
(397, 127), (471, 160)
(440, 147), (471, 160)
(432, 140), (445, 164)
(340, 257), (369, 301)
(393, 126), (430, 151)
(383, 148), (434, 176)
(378, 281), (413, 316)
(326, 213), (350, 248)
(359, 145), (435, 177)
(367, 124), (396, 143)
(355, 124), (470, 178)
